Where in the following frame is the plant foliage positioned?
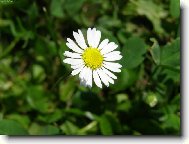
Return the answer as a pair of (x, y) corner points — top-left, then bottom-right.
(0, 0), (180, 135)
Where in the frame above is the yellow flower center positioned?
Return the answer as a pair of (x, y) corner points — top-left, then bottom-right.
(82, 47), (103, 70)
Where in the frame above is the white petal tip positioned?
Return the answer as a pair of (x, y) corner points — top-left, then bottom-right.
(63, 51), (68, 56)
(67, 38), (71, 42)
(96, 84), (102, 88)
(87, 85), (92, 88)
(71, 72), (75, 76)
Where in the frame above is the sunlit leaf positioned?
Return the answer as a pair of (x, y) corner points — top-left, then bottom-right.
(160, 37), (180, 68)
(99, 115), (113, 135)
(170, 0), (180, 18)
(150, 38), (160, 65)
(123, 0), (167, 33)
(0, 120), (28, 135)
(122, 37), (147, 69)
(60, 121), (79, 135)
(29, 123), (59, 135)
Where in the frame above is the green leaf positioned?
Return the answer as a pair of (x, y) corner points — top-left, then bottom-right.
(170, 0), (180, 18)
(116, 94), (131, 112)
(99, 115), (113, 135)
(99, 27), (120, 46)
(111, 68), (139, 91)
(35, 37), (57, 57)
(117, 101), (132, 112)
(0, 120), (28, 135)
(0, 0), (180, 136)
(50, 0), (65, 18)
(136, 0), (167, 33)
(40, 125), (59, 135)
(29, 123), (59, 135)
(159, 105), (179, 115)
(150, 38), (160, 65)
(162, 68), (180, 82)
(123, 0), (167, 33)
(170, 94), (180, 105)
(117, 29), (128, 44)
(32, 64), (46, 82)
(78, 121), (98, 135)
(27, 2), (39, 20)
(37, 109), (63, 123)
(97, 16), (121, 28)
(6, 114), (30, 129)
(161, 114), (180, 132)
(64, 0), (86, 16)
(26, 85), (53, 113)
(130, 118), (164, 134)
(59, 77), (76, 102)
(160, 38), (180, 68)
(122, 37), (146, 69)
(116, 93), (128, 103)
(60, 121), (79, 135)
(103, 112), (122, 134)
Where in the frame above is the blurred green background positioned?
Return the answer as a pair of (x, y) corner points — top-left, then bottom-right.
(0, 0), (180, 135)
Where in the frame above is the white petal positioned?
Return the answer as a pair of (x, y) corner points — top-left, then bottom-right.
(71, 65), (84, 76)
(73, 32), (82, 49)
(79, 66), (88, 81)
(101, 67), (117, 79)
(90, 28), (96, 48)
(101, 42), (118, 55)
(104, 54), (122, 61)
(101, 69), (114, 84)
(80, 67), (91, 88)
(86, 68), (92, 88)
(73, 30), (87, 49)
(78, 30), (88, 49)
(93, 30), (101, 48)
(98, 39), (109, 50)
(64, 51), (81, 59)
(80, 78), (87, 87)
(93, 70), (102, 88)
(99, 68), (114, 85)
(87, 28), (93, 47)
(104, 51), (120, 57)
(66, 38), (83, 53)
(63, 58), (83, 65)
(97, 69), (109, 87)
(71, 63), (84, 69)
(103, 63), (121, 73)
(103, 62), (122, 69)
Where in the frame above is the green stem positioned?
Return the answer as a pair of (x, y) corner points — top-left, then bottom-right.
(0, 38), (19, 60)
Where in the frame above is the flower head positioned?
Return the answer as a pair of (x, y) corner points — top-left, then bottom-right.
(63, 28), (122, 88)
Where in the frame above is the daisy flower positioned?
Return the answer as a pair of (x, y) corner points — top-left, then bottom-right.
(63, 28), (122, 88)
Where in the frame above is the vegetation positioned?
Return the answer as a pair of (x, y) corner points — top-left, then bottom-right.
(0, 0), (180, 135)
